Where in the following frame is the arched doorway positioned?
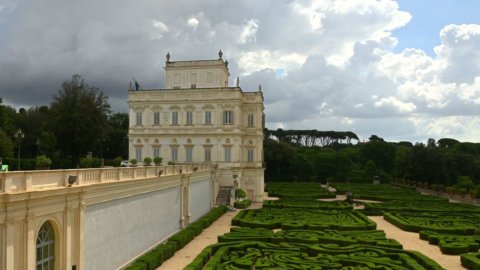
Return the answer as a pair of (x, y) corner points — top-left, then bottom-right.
(36, 221), (55, 270)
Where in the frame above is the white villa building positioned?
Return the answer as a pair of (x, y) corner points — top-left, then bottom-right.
(128, 51), (265, 202)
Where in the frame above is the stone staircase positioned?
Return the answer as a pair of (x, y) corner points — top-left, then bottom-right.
(216, 186), (233, 206)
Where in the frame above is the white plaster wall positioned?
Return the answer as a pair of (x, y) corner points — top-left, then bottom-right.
(84, 187), (181, 270)
(189, 179), (211, 222)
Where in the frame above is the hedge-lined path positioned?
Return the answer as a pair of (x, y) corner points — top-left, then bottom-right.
(369, 216), (464, 269)
(158, 192), (463, 269)
(156, 202), (263, 270)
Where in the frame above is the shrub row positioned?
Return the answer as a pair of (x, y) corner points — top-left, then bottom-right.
(263, 199), (352, 210)
(364, 199), (480, 214)
(185, 240), (444, 269)
(265, 182), (335, 199)
(384, 212), (480, 235)
(332, 183), (443, 202)
(123, 205), (227, 270)
(461, 252), (480, 270)
(420, 230), (480, 255)
(233, 199), (251, 209)
(217, 227), (402, 249)
(232, 208), (377, 231)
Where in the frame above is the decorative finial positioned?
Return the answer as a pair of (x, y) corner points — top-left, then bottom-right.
(129, 81), (133, 91)
(218, 49), (223, 59)
(225, 60), (228, 67)
(258, 84), (262, 92)
(166, 52), (170, 62)
(236, 77), (240, 87)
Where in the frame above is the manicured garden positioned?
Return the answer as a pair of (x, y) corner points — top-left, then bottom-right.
(333, 183), (480, 268)
(184, 183), (448, 269)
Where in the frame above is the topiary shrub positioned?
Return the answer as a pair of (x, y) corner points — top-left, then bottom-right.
(234, 199), (252, 209)
(153, 156), (163, 165)
(143, 157), (152, 166)
(35, 155), (52, 169)
(461, 252), (480, 270)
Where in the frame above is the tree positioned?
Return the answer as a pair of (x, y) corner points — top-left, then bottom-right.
(104, 113), (129, 159)
(0, 130), (14, 159)
(49, 75), (111, 164)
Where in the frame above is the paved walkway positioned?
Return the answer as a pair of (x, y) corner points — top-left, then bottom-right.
(157, 196), (464, 270)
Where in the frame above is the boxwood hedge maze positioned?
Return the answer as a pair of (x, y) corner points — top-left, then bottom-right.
(185, 183), (450, 269)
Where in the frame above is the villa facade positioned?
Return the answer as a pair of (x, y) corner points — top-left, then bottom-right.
(128, 51), (265, 202)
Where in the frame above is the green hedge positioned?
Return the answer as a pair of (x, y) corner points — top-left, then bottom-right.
(234, 199), (252, 209)
(420, 230), (480, 255)
(232, 208), (376, 231)
(186, 240), (443, 269)
(461, 252), (480, 270)
(384, 212), (480, 235)
(263, 199), (352, 210)
(265, 182), (335, 199)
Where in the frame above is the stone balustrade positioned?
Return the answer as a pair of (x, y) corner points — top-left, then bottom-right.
(0, 163), (214, 193)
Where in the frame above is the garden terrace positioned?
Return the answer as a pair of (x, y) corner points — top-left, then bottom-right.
(232, 208), (376, 230)
(218, 227), (402, 248)
(384, 212), (480, 235)
(420, 230), (480, 255)
(332, 183), (444, 202)
(364, 199), (480, 214)
(263, 199), (353, 210)
(185, 240), (444, 270)
(265, 182), (335, 199)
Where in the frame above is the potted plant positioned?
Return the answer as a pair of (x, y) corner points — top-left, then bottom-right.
(130, 159), (138, 167)
(143, 157), (152, 166)
(153, 156), (163, 166)
(35, 155), (52, 170)
(235, 188), (246, 202)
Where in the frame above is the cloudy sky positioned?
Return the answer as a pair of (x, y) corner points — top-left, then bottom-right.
(1, 0), (479, 143)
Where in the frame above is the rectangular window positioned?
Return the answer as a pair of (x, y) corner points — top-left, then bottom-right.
(223, 111), (233, 125)
(172, 112), (178, 125)
(153, 148), (160, 158)
(247, 149), (254, 162)
(136, 112), (142, 126)
(204, 148), (211, 162)
(205, 111), (212, 125)
(247, 114), (254, 127)
(186, 111), (193, 125)
(153, 112), (160, 125)
(186, 147), (193, 162)
(224, 147), (231, 162)
(135, 147), (142, 161)
(171, 147), (178, 162)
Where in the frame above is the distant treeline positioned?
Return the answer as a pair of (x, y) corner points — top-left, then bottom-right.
(266, 129), (359, 147)
(264, 129), (480, 194)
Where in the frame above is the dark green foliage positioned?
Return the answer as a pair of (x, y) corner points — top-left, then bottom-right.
(137, 250), (163, 270)
(333, 183), (442, 201)
(189, 240), (444, 269)
(232, 208), (376, 231)
(123, 261), (147, 270)
(420, 231), (480, 255)
(168, 229), (196, 250)
(363, 199), (480, 213)
(50, 74), (111, 164)
(265, 182), (335, 199)
(384, 212), (480, 235)
(234, 199), (251, 209)
(263, 199), (352, 210)
(461, 252), (480, 270)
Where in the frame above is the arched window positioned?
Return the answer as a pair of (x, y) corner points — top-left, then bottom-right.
(36, 221), (55, 269)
